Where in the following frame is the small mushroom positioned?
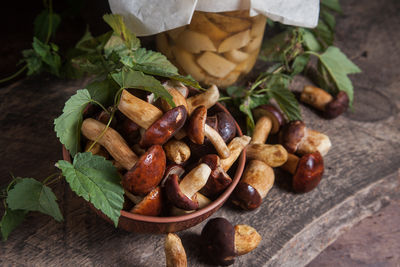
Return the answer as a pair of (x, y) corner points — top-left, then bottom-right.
(84, 141), (109, 159)
(280, 120), (332, 156)
(130, 186), (163, 216)
(81, 118), (138, 170)
(232, 160), (274, 210)
(281, 152), (324, 193)
(220, 135), (251, 171)
(251, 105), (284, 144)
(165, 163), (211, 210)
(186, 84), (220, 114)
(170, 193), (212, 216)
(122, 145), (166, 196)
(199, 154), (232, 197)
(165, 233), (187, 267)
(118, 116), (140, 146)
(246, 144), (288, 167)
(201, 218), (261, 266)
(160, 164), (186, 188)
(118, 89), (163, 129)
(163, 139), (191, 164)
(140, 105), (187, 147)
(300, 86), (349, 119)
(160, 85), (189, 112)
(216, 112), (237, 143)
(187, 106), (231, 159)
(163, 80), (189, 98)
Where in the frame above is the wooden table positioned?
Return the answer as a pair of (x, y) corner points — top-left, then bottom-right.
(1, 0), (399, 266)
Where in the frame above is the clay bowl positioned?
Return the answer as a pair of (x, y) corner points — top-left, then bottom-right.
(62, 102), (246, 233)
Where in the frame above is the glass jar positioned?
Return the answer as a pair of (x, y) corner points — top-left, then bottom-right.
(156, 10), (267, 88)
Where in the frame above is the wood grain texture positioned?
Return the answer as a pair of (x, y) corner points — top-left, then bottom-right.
(1, 0), (400, 266)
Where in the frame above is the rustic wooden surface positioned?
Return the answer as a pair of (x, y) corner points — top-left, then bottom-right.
(1, 0), (400, 266)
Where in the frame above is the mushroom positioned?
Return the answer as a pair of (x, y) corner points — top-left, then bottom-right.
(220, 135), (251, 171)
(281, 152), (324, 193)
(163, 80), (189, 98)
(201, 217), (261, 266)
(139, 105), (187, 147)
(117, 115), (140, 146)
(300, 86), (349, 119)
(160, 164), (186, 188)
(129, 186), (163, 216)
(246, 143), (288, 167)
(251, 105), (285, 144)
(199, 154), (232, 197)
(232, 160), (274, 210)
(163, 139), (191, 164)
(84, 141), (109, 159)
(170, 193), (212, 216)
(279, 120), (332, 156)
(187, 106), (231, 159)
(160, 83), (189, 112)
(165, 163), (211, 210)
(122, 145), (166, 196)
(186, 84), (220, 114)
(165, 233), (187, 267)
(216, 112), (237, 143)
(81, 118), (138, 170)
(118, 89), (163, 129)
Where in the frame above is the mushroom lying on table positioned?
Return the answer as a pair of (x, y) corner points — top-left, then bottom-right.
(165, 233), (187, 267)
(281, 152), (324, 193)
(246, 143), (288, 167)
(300, 85), (349, 119)
(280, 120), (332, 156)
(201, 217), (261, 266)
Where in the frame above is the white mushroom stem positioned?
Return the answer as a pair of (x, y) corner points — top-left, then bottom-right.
(179, 163), (211, 198)
(251, 116), (272, 144)
(300, 85), (333, 111)
(81, 118), (138, 170)
(170, 193), (212, 215)
(298, 129), (331, 156)
(118, 89), (163, 129)
(220, 135), (251, 171)
(246, 144), (288, 167)
(187, 84), (220, 114)
(204, 124), (231, 159)
(280, 153), (299, 175)
(160, 87), (189, 112)
(165, 233), (187, 267)
(241, 160), (274, 199)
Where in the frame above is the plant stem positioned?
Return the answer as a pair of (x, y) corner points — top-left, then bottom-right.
(44, 174), (63, 187)
(218, 96), (232, 102)
(45, 0), (53, 44)
(42, 173), (59, 185)
(0, 65), (28, 84)
(90, 100), (109, 114)
(87, 110), (115, 151)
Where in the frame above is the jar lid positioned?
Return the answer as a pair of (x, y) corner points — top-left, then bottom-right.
(108, 0), (319, 36)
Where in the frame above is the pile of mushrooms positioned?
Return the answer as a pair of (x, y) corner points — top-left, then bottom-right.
(80, 82), (249, 217)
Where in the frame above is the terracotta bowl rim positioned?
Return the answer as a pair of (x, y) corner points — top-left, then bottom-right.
(62, 102), (245, 224)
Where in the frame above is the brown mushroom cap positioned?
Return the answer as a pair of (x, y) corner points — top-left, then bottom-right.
(216, 112), (237, 143)
(279, 120), (306, 153)
(165, 174), (199, 211)
(160, 164), (185, 187)
(122, 145), (166, 196)
(293, 151), (324, 193)
(201, 217), (236, 266)
(187, 105), (207, 145)
(140, 105), (187, 147)
(231, 182), (262, 211)
(253, 105), (285, 134)
(324, 91), (349, 119)
(199, 154), (232, 197)
(130, 186), (163, 216)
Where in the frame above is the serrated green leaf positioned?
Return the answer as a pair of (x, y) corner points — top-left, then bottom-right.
(7, 178), (63, 222)
(312, 19), (334, 47)
(291, 54), (310, 76)
(122, 48), (178, 74)
(318, 46), (361, 105)
(57, 152), (124, 227)
(104, 34), (131, 58)
(32, 37), (61, 76)
(86, 78), (120, 107)
(103, 14), (140, 50)
(111, 68), (175, 107)
(321, 0), (342, 13)
(54, 89), (92, 156)
(76, 30), (113, 53)
(1, 208), (27, 241)
(302, 30), (322, 52)
(320, 9), (336, 31)
(239, 96), (255, 133)
(22, 49), (43, 76)
(34, 10), (61, 42)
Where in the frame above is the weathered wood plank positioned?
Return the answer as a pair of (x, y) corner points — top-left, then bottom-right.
(1, 0), (399, 266)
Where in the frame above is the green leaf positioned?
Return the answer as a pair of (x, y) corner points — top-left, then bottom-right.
(86, 78), (120, 107)
(1, 208), (27, 241)
(317, 46), (361, 105)
(312, 19), (334, 47)
(34, 10), (61, 42)
(321, 0), (342, 13)
(103, 14), (140, 50)
(32, 37), (61, 76)
(302, 30), (322, 52)
(320, 9), (336, 31)
(239, 96), (256, 133)
(57, 152), (124, 227)
(54, 89), (92, 156)
(111, 68), (175, 107)
(124, 48), (178, 74)
(7, 178), (63, 222)
(22, 49), (43, 76)
(291, 54), (310, 76)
